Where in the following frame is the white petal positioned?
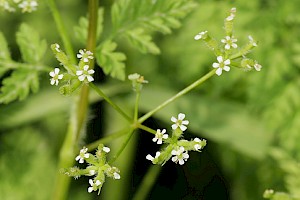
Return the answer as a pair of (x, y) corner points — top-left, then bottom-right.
(58, 74), (64, 79)
(152, 137), (157, 142)
(224, 59), (231, 65)
(223, 66), (230, 72)
(194, 138), (201, 142)
(225, 44), (230, 50)
(88, 69), (95, 75)
(77, 54), (82, 59)
(103, 147), (110, 153)
(162, 134), (168, 139)
(157, 139), (162, 144)
(194, 34), (201, 40)
(155, 152), (161, 158)
(172, 156), (177, 162)
(212, 63), (220, 68)
(178, 113), (185, 120)
(49, 71), (55, 77)
(83, 58), (89, 62)
(95, 180), (101, 186)
(171, 124), (178, 130)
(161, 129), (166, 134)
(83, 65), (89, 71)
(87, 75), (94, 82)
(114, 172), (121, 179)
(171, 116), (177, 122)
(217, 56), (223, 63)
(75, 156), (80, 161)
(146, 154), (154, 161)
(216, 68), (222, 76)
(50, 79), (55, 85)
(89, 179), (94, 186)
(179, 146), (185, 151)
(54, 68), (60, 74)
(183, 153), (189, 159)
(180, 125), (187, 131)
(76, 70), (83, 76)
(171, 150), (177, 155)
(179, 159), (185, 165)
(88, 187), (93, 193)
(232, 43), (238, 48)
(182, 120), (189, 125)
(78, 75), (86, 81)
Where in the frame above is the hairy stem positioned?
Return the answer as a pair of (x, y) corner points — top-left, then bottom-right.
(51, 1), (99, 199)
(138, 69), (216, 123)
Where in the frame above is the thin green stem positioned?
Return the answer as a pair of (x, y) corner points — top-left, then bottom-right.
(86, 127), (131, 151)
(133, 165), (161, 200)
(108, 129), (135, 164)
(47, 0), (76, 64)
(138, 69), (216, 124)
(89, 83), (132, 122)
(134, 91), (141, 122)
(137, 124), (156, 135)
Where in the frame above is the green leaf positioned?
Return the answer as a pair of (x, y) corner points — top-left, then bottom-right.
(16, 23), (47, 64)
(74, 8), (104, 45)
(95, 40), (126, 80)
(0, 69), (39, 104)
(0, 32), (12, 77)
(125, 28), (160, 54)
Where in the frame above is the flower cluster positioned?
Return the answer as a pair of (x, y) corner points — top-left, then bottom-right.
(49, 44), (95, 94)
(62, 144), (120, 195)
(0, 0), (38, 13)
(194, 7), (262, 76)
(128, 73), (148, 92)
(146, 113), (207, 166)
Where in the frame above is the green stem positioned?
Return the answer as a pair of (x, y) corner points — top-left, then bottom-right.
(134, 91), (141, 122)
(133, 165), (161, 200)
(86, 127), (131, 151)
(47, 0), (76, 64)
(108, 129), (135, 164)
(137, 124), (156, 135)
(89, 83), (132, 122)
(51, 1), (99, 199)
(138, 69), (216, 124)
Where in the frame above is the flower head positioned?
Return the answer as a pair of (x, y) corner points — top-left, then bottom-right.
(254, 62), (262, 71)
(88, 179), (101, 193)
(18, 0), (38, 13)
(106, 166), (121, 180)
(221, 36), (238, 50)
(194, 31), (208, 40)
(171, 113), (189, 131)
(76, 65), (95, 82)
(171, 146), (189, 165)
(75, 147), (89, 163)
(146, 151), (161, 162)
(212, 56), (231, 76)
(77, 49), (93, 63)
(248, 35), (257, 47)
(193, 138), (207, 151)
(152, 129), (168, 144)
(49, 68), (64, 86)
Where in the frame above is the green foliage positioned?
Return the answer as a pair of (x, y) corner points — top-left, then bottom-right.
(0, 23), (48, 104)
(95, 40), (126, 80)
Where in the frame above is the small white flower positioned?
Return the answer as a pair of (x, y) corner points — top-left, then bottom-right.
(171, 146), (189, 165)
(171, 113), (189, 131)
(49, 68), (64, 86)
(248, 35), (257, 47)
(89, 170), (96, 176)
(77, 49), (93, 63)
(76, 65), (95, 82)
(18, 0), (38, 13)
(194, 31), (208, 40)
(54, 44), (60, 52)
(226, 13), (235, 21)
(152, 129), (168, 144)
(212, 56), (231, 76)
(146, 151), (161, 162)
(113, 172), (121, 179)
(254, 62), (262, 71)
(193, 138), (206, 151)
(88, 179), (101, 193)
(75, 147), (89, 163)
(103, 146), (110, 153)
(221, 36), (238, 50)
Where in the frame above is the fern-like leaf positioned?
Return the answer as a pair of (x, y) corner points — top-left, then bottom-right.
(95, 40), (126, 80)
(0, 32), (12, 77)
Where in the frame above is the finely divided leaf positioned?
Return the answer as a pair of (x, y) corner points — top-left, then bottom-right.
(125, 28), (160, 54)
(95, 40), (126, 80)
(0, 69), (39, 104)
(74, 8), (104, 45)
(0, 32), (12, 77)
(16, 23), (47, 64)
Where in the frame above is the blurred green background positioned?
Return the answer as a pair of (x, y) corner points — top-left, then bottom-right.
(1, 0), (300, 199)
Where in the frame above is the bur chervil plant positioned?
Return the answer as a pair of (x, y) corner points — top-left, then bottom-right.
(0, 0), (265, 199)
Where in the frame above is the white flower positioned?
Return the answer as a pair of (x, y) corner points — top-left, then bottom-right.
(77, 49), (93, 63)
(76, 65), (95, 82)
(88, 179), (101, 193)
(212, 56), (231, 76)
(49, 68), (64, 86)
(221, 36), (238, 50)
(193, 138), (206, 151)
(171, 113), (189, 131)
(194, 31), (208, 40)
(146, 151), (161, 162)
(113, 172), (121, 179)
(248, 35), (257, 47)
(171, 146), (189, 165)
(18, 0), (38, 13)
(152, 129), (168, 144)
(54, 44), (60, 52)
(102, 146), (110, 153)
(89, 170), (96, 176)
(75, 147), (89, 163)
(254, 63), (262, 71)
(226, 13), (235, 21)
